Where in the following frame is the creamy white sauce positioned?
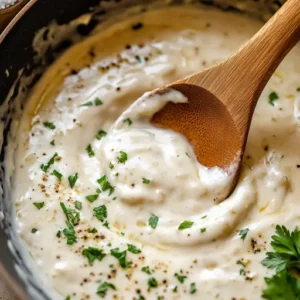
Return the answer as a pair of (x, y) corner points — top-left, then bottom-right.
(9, 6), (300, 300)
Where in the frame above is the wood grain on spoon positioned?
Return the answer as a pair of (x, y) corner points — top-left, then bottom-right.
(152, 0), (300, 183)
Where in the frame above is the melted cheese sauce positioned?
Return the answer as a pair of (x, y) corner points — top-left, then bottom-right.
(10, 6), (300, 300)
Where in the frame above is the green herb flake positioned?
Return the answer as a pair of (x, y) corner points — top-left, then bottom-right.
(142, 178), (151, 184)
(117, 151), (128, 163)
(123, 118), (132, 126)
(97, 281), (116, 298)
(103, 221), (110, 229)
(141, 266), (151, 275)
(200, 228), (206, 233)
(41, 152), (58, 172)
(60, 202), (80, 226)
(237, 259), (246, 267)
(86, 194), (99, 203)
(148, 277), (158, 289)
(68, 173), (78, 188)
(97, 175), (114, 195)
(43, 121), (55, 130)
(178, 220), (194, 231)
(297, 87), (300, 92)
(109, 162), (114, 170)
(56, 230), (61, 238)
(94, 97), (103, 106)
(50, 140), (55, 146)
(110, 248), (132, 268)
(86, 144), (95, 157)
(75, 201), (82, 210)
(33, 202), (44, 210)
(127, 244), (141, 254)
(148, 214), (159, 229)
(31, 228), (38, 233)
(96, 130), (107, 140)
(135, 55), (142, 63)
(82, 247), (106, 265)
(239, 228), (250, 241)
(62, 221), (77, 245)
(52, 169), (63, 180)
(80, 101), (93, 107)
(190, 282), (197, 294)
(93, 205), (107, 222)
(268, 91), (279, 106)
(65, 297), (71, 300)
(175, 273), (187, 284)
(88, 227), (98, 234)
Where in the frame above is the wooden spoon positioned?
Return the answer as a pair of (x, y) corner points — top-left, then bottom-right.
(152, 0), (300, 192)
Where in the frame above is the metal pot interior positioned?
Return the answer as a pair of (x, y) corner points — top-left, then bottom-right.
(0, 0), (286, 299)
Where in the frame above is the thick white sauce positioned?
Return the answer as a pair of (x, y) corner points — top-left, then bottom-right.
(10, 6), (300, 300)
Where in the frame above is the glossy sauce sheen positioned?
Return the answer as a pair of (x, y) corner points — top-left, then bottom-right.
(10, 6), (300, 300)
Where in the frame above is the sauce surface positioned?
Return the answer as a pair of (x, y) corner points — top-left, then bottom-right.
(10, 6), (300, 300)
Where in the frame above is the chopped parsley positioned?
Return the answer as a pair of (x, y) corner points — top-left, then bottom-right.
(56, 230), (61, 238)
(123, 118), (132, 126)
(117, 151), (128, 163)
(97, 281), (116, 298)
(31, 228), (38, 233)
(200, 228), (206, 233)
(131, 22), (144, 30)
(239, 228), (250, 240)
(75, 201), (82, 210)
(190, 282), (197, 294)
(297, 87), (300, 92)
(93, 205), (107, 222)
(237, 259), (246, 267)
(110, 248), (132, 268)
(141, 266), (152, 275)
(175, 273), (187, 283)
(60, 202), (80, 226)
(148, 277), (158, 289)
(96, 130), (107, 140)
(86, 194), (99, 203)
(68, 173), (78, 189)
(178, 220), (194, 230)
(262, 225), (300, 272)
(269, 91), (279, 106)
(94, 97), (103, 106)
(41, 152), (58, 172)
(88, 227), (98, 234)
(80, 101), (93, 107)
(127, 244), (141, 254)
(82, 247), (106, 265)
(50, 140), (55, 146)
(86, 144), (95, 157)
(52, 170), (62, 180)
(97, 175), (114, 195)
(109, 162), (114, 170)
(80, 98), (103, 107)
(43, 121), (55, 130)
(135, 55), (142, 63)
(33, 202), (44, 210)
(142, 178), (151, 184)
(148, 214), (159, 229)
(62, 221), (77, 245)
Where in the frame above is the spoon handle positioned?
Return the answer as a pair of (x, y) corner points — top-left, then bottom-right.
(230, 0), (300, 96)
(182, 0), (300, 135)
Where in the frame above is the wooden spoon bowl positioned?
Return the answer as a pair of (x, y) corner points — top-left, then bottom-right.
(151, 0), (300, 195)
